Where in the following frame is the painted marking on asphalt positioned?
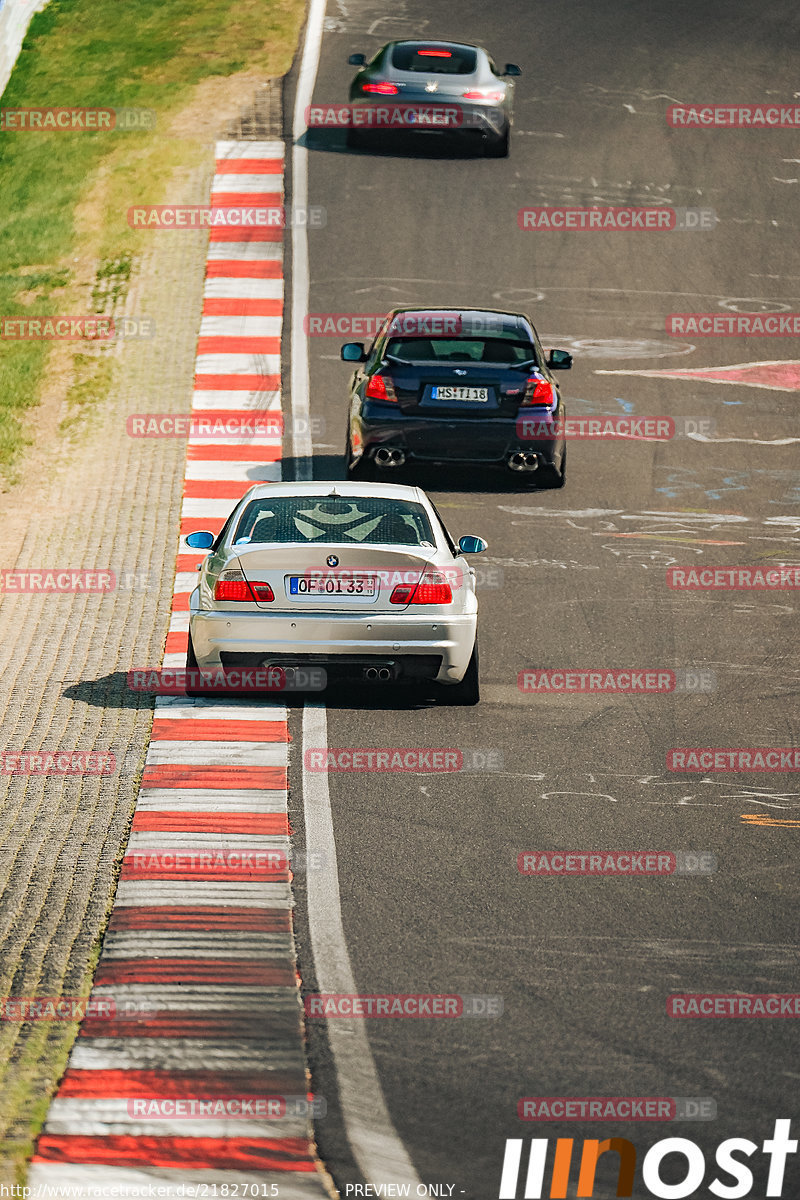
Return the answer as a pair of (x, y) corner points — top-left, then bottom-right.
(741, 814), (800, 827)
(596, 359), (800, 391)
(302, 703), (422, 1186)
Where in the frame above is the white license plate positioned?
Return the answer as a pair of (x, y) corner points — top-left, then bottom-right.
(431, 386), (489, 402)
(289, 574), (376, 596)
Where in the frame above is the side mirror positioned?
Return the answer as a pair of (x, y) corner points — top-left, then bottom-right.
(348, 53), (367, 66)
(548, 348), (572, 370)
(503, 63), (521, 77)
(186, 530), (214, 549)
(458, 535), (488, 555)
(341, 342), (367, 362)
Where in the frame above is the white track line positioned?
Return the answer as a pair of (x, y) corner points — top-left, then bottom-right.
(290, 0), (422, 1186)
(290, 0), (326, 483)
(302, 703), (421, 1186)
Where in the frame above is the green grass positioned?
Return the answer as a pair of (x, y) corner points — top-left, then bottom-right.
(0, 0), (304, 1179)
(0, 0), (304, 480)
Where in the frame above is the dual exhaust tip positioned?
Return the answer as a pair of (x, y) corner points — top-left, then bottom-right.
(364, 666), (393, 682)
(508, 451), (540, 473)
(374, 447), (406, 467)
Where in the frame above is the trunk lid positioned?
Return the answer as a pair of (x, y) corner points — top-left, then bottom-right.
(229, 545), (441, 612)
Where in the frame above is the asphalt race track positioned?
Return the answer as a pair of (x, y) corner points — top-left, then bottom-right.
(283, 1), (800, 1196)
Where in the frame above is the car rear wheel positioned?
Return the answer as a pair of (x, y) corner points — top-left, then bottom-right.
(440, 640), (480, 706)
(345, 436), (372, 480)
(537, 447), (566, 489)
(185, 634), (212, 696)
(484, 126), (510, 158)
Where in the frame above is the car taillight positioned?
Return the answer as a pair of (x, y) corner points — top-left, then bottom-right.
(214, 576), (274, 602)
(390, 570), (453, 605)
(418, 49), (452, 57)
(462, 89), (505, 101)
(250, 582), (275, 602)
(520, 378), (555, 407)
(362, 82), (399, 95)
(365, 373), (398, 401)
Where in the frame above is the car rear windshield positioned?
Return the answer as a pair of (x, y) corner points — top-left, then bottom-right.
(390, 44), (478, 75)
(233, 497), (436, 547)
(386, 337), (536, 365)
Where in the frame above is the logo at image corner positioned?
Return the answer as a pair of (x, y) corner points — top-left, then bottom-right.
(497, 1118), (797, 1198)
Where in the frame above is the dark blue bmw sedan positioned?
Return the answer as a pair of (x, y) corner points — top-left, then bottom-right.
(341, 307), (571, 488)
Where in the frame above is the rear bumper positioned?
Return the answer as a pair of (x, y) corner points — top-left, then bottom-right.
(347, 100), (507, 137)
(189, 607), (477, 684)
(354, 412), (564, 467)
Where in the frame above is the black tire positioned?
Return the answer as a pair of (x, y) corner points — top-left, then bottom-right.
(484, 126), (510, 158)
(537, 447), (566, 489)
(346, 437), (372, 480)
(440, 641), (480, 706)
(185, 634), (213, 697)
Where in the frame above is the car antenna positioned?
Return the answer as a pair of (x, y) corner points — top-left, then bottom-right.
(327, 486), (340, 497)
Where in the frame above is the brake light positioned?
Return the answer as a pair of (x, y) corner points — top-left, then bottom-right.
(462, 89), (504, 101)
(390, 570), (453, 605)
(365, 373), (397, 401)
(214, 576), (274, 602)
(418, 49), (452, 57)
(520, 378), (555, 407)
(362, 82), (399, 94)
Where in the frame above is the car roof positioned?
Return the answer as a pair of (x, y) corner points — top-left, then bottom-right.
(238, 480), (427, 504)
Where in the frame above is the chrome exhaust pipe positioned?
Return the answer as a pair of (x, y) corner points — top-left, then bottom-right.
(377, 667), (392, 681)
(374, 446), (406, 467)
(507, 450), (539, 473)
(364, 667), (379, 680)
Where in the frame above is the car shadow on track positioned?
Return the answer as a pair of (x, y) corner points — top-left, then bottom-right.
(64, 674), (440, 712)
(300, 128), (486, 159)
(279, 453), (554, 495)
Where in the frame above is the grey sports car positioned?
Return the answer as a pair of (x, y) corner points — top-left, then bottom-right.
(346, 39), (520, 157)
